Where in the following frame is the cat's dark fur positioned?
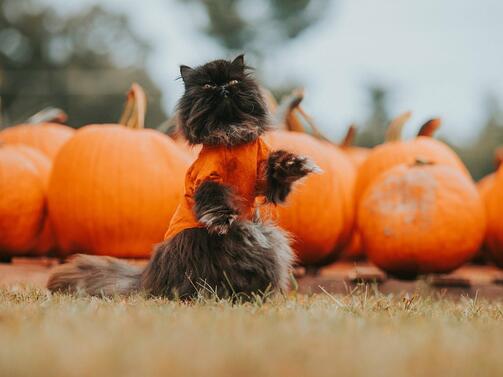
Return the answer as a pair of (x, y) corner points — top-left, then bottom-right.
(177, 54), (269, 147)
(47, 55), (318, 300)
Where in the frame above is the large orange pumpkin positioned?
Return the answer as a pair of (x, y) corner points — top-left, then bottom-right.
(0, 108), (75, 159)
(358, 160), (485, 277)
(48, 84), (191, 258)
(0, 143), (54, 258)
(264, 130), (355, 265)
(354, 115), (470, 202)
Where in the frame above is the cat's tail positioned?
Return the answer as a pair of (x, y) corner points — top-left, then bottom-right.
(47, 254), (143, 296)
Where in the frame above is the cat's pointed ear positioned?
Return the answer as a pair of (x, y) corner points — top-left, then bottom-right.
(180, 65), (194, 82)
(231, 54), (245, 68)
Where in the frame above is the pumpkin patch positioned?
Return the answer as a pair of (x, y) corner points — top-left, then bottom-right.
(0, 84), (498, 277)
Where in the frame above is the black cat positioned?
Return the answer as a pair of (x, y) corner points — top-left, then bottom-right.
(47, 55), (319, 300)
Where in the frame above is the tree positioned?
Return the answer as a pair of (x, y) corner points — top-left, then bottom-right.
(0, 0), (166, 127)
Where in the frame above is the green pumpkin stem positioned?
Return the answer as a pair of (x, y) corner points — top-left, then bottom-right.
(119, 83), (146, 129)
(385, 111), (412, 142)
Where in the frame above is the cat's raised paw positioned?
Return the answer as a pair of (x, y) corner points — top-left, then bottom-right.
(269, 151), (322, 182)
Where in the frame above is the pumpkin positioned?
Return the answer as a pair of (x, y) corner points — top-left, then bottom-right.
(264, 130), (355, 265)
(0, 143), (54, 257)
(479, 147), (503, 266)
(338, 124), (370, 259)
(354, 115), (470, 202)
(48, 84), (191, 258)
(263, 90), (356, 265)
(0, 108), (75, 159)
(358, 160), (485, 277)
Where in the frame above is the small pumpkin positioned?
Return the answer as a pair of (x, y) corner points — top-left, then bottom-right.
(0, 143), (54, 257)
(354, 115), (470, 202)
(358, 159), (485, 277)
(0, 108), (75, 159)
(48, 84), (191, 257)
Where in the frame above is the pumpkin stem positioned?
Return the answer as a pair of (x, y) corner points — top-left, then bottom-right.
(417, 118), (441, 137)
(495, 147), (503, 169)
(340, 124), (357, 148)
(274, 88), (304, 130)
(26, 107), (68, 124)
(278, 88), (330, 141)
(119, 83), (147, 129)
(385, 111), (412, 142)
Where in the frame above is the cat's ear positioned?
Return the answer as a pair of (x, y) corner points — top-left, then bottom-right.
(231, 54), (245, 68)
(180, 65), (194, 82)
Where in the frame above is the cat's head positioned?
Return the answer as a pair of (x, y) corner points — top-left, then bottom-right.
(176, 55), (269, 146)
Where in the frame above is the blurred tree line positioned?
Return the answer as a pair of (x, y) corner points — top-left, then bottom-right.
(0, 0), (165, 127)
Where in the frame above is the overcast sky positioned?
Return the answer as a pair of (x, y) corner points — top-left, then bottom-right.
(44, 0), (503, 144)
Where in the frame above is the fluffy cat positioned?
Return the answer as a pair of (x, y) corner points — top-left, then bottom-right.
(47, 55), (319, 300)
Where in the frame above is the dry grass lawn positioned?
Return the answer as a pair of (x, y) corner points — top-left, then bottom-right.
(1, 284), (503, 377)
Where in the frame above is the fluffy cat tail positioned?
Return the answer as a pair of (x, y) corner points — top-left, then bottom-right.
(47, 254), (143, 296)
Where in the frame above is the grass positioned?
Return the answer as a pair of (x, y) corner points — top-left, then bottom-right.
(1, 285), (503, 377)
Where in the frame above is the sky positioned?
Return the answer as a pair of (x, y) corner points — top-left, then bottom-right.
(42, 0), (503, 145)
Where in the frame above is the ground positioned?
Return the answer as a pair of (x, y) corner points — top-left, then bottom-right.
(1, 285), (503, 377)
